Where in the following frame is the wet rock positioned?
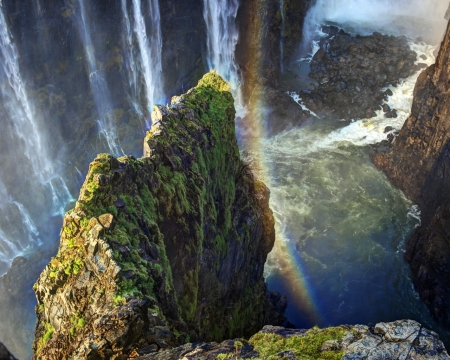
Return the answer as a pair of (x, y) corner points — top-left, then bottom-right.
(373, 19), (450, 329)
(382, 104), (391, 113)
(384, 109), (398, 118)
(303, 29), (417, 120)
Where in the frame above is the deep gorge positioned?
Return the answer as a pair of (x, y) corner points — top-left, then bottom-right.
(1, 0), (450, 359)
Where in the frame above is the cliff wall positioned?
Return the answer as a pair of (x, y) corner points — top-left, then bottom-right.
(32, 73), (282, 359)
(373, 19), (450, 326)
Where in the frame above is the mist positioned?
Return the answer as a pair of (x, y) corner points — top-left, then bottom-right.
(303, 0), (449, 48)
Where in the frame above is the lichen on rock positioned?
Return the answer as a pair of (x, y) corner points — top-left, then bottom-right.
(32, 72), (281, 359)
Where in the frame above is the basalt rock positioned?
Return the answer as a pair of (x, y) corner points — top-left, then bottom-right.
(301, 28), (418, 120)
(32, 72), (284, 359)
(134, 320), (450, 360)
(373, 20), (450, 327)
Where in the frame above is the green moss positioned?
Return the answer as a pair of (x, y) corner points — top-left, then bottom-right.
(36, 322), (54, 355)
(249, 326), (346, 360)
(40, 72), (263, 350)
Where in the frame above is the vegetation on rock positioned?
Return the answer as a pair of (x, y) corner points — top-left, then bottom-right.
(32, 72), (278, 359)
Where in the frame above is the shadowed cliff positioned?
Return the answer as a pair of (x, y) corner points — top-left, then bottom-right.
(32, 72), (284, 359)
(373, 18), (450, 327)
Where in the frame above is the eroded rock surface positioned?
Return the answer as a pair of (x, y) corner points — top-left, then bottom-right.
(135, 320), (449, 360)
(373, 20), (450, 326)
(32, 73), (283, 359)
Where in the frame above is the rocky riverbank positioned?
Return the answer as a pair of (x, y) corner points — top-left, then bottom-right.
(373, 18), (450, 327)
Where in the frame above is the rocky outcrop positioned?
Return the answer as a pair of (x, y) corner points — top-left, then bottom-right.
(301, 27), (419, 119)
(0, 342), (17, 360)
(32, 73), (283, 359)
(373, 20), (450, 326)
(133, 320), (450, 359)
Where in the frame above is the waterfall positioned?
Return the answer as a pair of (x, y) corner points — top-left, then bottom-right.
(279, 0), (286, 71)
(121, 0), (164, 128)
(121, 0), (138, 98)
(77, 0), (123, 155)
(203, 0), (245, 116)
(0, 3), (72, 275)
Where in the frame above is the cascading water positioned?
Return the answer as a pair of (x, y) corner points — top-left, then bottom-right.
(0, 3), (72, 275)
(77, 0), (123, 155)
(203, 0), (245, 116)
(121, 0), (164, 128)
(279, 0), (286, 71)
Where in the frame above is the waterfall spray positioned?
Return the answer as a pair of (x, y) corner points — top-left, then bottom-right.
(203, 0), (245, 116)
(0, 3), (72, 274)
(302, 0), (448, 50)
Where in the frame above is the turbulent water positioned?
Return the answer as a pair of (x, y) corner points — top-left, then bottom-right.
(263, 31), (450, 343)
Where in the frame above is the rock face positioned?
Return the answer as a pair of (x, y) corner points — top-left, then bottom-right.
(133, 320), (450, 360)
(32, 73), (282, 359)
(373, 20), (450, 326)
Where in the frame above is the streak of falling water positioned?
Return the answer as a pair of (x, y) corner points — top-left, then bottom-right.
(121, 0), (139, 97)
(203, 0), (246, 117)
(77, 0), (123, 155)
(279, 0), (286, 71)
(121, 0), (164, 128)
(0, 2), (72, 274)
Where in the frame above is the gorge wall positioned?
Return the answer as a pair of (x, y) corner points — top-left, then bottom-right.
(32, 72), (285, 359)
(373, 18), (450, 327)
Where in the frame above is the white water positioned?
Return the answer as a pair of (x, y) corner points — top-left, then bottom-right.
(303, 0), (449, 51)
(77, 0), (123, 155)
(0, 3), (72, 274)
(121, 0), (164, 128)
(203, 0), (246, 117)
(289, 41), (437, 151)
(121, 0), (138, 97)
